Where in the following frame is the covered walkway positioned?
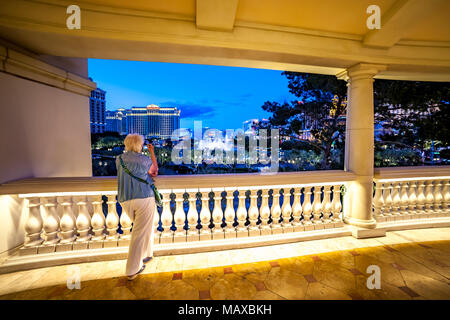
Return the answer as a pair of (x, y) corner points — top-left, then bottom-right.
(1, 228), (449, 300)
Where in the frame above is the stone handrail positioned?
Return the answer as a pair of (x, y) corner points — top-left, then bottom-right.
(0, 170), (357, 195)
(373, 166), (450, 222)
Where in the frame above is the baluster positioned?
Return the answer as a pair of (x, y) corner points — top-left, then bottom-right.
(160, 191), (173, 243)
(331, 185), (344, 227)
(173, 190), (187, 242)
(259, 189), (271, 236)
(153, 201), (161, 244)
(433, 180), (443, 216)
(312, 186), (324, 229)
(199, 188), (212, 240)
(415, 180), (426, 217)
(41, 197), (59, 253)
(73, 196), (91, 250)
(444, 180), (450, 215)
(236, 188), (248, 237)
(270, 188), (282, 234)
(248, 189), (261, 236)
(57, 196), (76, 251)
(212, 188), (225, 240)
(281, 188), (294, 233)
(186, 189), (200, 241)
(21, 197), (43, 255)
(373, 182), (385, 222)
(383, 182), (394, 221)
(224, 188), (237, 238)
(399, 182), (410, 219)
(89, 195), (105, 248)
(118, 199), (132, 247)
(104, 195), (120, 247)
(424, 180), (435, 216)
(322, 185), (333, 227)
(291, 187), (304, 232)
(302, 186), (313, 231)
(407, 181), (417, 218)
(391, 183), (401, 219)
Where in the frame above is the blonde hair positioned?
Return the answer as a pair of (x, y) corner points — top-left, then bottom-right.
(124, 134), (144, 153)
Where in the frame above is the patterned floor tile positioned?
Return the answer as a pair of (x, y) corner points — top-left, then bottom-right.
(1, 232), (449, 300)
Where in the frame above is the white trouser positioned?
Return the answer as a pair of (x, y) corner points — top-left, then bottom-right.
(120, 197), (156, 276)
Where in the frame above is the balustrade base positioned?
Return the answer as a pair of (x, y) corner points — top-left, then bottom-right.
(248, 229), (261, 237)
(103, 240), (118, 248)
(376, 216), (450, 232)
(199, 233), (212, 241)
(212, 231), (225, 240)
(236, 230), (248, 238)
(293, 225), (304, 232)
(55, 243), (73, 252)
(224, 231), (237, 239)
(187, 233), (200, 242)
(19, 246), (37, 256)
(324, 222), (335, 229)
(281, 225), (294, 233)
(174, 234), (187, 242)
(260, 228), (272, 236)
(303, 224), (315, 231)
(73, 242), (88, 250)
(313, 223), (325, 230)
(38, 244), (56, 254)
(160, 235), (173, 244)
(270, 227), (283, 235)
(88, 240), (104, 249)
(118, 239), (130, 247)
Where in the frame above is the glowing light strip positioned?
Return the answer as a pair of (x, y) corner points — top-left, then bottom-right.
(375, 176), (450, 183)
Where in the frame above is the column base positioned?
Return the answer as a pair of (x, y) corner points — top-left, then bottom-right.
(350, 225), (386, 239)
(344, 216), (377, 229)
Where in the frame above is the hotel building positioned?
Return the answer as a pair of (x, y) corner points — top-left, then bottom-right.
(89, 86), (106, 134)
(106, 105), (180, 139)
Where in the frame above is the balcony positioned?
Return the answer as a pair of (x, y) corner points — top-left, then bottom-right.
(0, 167), (448, 274)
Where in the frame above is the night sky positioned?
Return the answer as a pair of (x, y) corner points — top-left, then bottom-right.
(88, 59), (297, 131)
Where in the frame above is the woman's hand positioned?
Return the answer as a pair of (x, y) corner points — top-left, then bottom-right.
(149, 163), (158, 178)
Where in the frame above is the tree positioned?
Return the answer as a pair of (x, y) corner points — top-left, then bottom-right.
(373, 79), (450, 149)
(262, 72), (347, 169)
(263, 72), (450, 169)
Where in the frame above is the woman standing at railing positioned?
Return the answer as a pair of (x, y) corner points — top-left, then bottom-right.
(116, 133), (158, 280)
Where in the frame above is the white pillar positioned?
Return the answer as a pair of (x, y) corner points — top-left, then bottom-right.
(337, 63), (386, 229)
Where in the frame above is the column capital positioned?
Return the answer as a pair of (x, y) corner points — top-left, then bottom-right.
(336, 63), (387, 82)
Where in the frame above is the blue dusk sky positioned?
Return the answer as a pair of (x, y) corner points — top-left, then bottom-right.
(88, 59), (297, 131)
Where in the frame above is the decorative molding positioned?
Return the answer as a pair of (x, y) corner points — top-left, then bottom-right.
(0, 44), (96, 96)
(0, 0), (449, 81)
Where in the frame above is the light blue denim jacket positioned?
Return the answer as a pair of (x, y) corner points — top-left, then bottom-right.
(116, 151), (155, 203)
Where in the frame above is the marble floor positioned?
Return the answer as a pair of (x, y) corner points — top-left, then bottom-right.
(0, 227), (449, 300)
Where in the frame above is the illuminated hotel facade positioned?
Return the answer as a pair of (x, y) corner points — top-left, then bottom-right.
(106, 105), (180, 139)
(89, 86), (106, 134)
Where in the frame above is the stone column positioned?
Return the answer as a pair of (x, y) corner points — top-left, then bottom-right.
(337, 63), (386, 231)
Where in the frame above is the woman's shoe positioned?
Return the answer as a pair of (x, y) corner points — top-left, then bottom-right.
(143, 257), (153, 264)
(127, 264), (146, 281)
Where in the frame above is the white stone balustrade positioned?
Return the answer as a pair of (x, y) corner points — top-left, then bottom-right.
(373, 178), (450, 222)
(16, 181), (347, 256)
